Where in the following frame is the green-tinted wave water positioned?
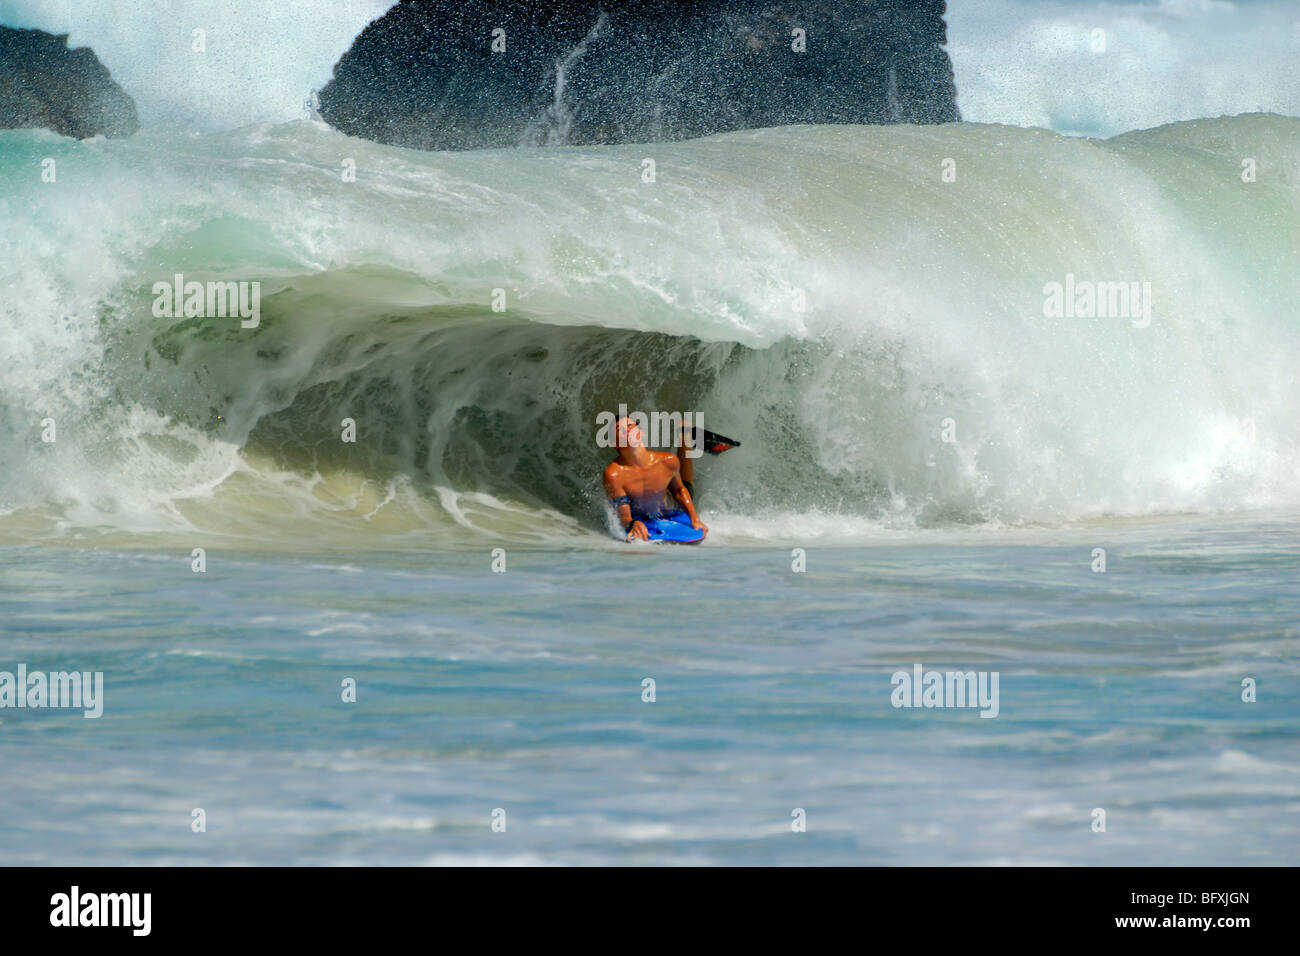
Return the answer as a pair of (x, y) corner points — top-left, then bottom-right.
(2, 115), (1298, 547)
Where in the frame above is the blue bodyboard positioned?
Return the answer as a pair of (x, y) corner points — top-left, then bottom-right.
(637, 511), (704, 544)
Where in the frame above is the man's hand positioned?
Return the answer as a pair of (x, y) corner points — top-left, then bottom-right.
(691, 519), (708, 538)
(626, 520), (650, 541)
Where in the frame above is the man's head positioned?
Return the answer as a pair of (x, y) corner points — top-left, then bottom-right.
(614, 416), (644, 450)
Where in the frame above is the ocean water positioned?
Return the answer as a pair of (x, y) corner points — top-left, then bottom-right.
(2, 116), (1299, 864)
(2, 514), (1297, 865)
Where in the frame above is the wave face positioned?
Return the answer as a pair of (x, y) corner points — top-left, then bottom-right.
(2, 115), (1299, 547)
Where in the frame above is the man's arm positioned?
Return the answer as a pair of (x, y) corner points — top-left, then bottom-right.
(666, 456), (707, 534)
(603, 466), (649, 541)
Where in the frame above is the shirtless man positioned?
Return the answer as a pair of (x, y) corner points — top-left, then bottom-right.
(602, 417), (708, 542)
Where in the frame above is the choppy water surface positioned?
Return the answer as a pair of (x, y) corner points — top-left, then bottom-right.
(2, 513), (1296, 865)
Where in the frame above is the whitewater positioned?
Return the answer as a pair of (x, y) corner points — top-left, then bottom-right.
(3, 114), (1298, 548)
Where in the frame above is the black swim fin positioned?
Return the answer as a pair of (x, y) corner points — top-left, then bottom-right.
(684, 425), (741, 456)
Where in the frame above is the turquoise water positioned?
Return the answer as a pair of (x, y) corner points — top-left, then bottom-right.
(3, 513), (1296, 865)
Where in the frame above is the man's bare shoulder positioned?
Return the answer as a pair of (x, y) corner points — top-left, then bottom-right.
(603, 460), (625, 480)
(654, 451), (681, 470)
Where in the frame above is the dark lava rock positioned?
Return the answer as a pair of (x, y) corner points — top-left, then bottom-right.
(318, 0), (959, 151)
(0, 25), (139, 139)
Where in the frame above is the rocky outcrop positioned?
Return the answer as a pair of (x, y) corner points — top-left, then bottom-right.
(0, 26), (138, 139)
(319, 0), (959, 151)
